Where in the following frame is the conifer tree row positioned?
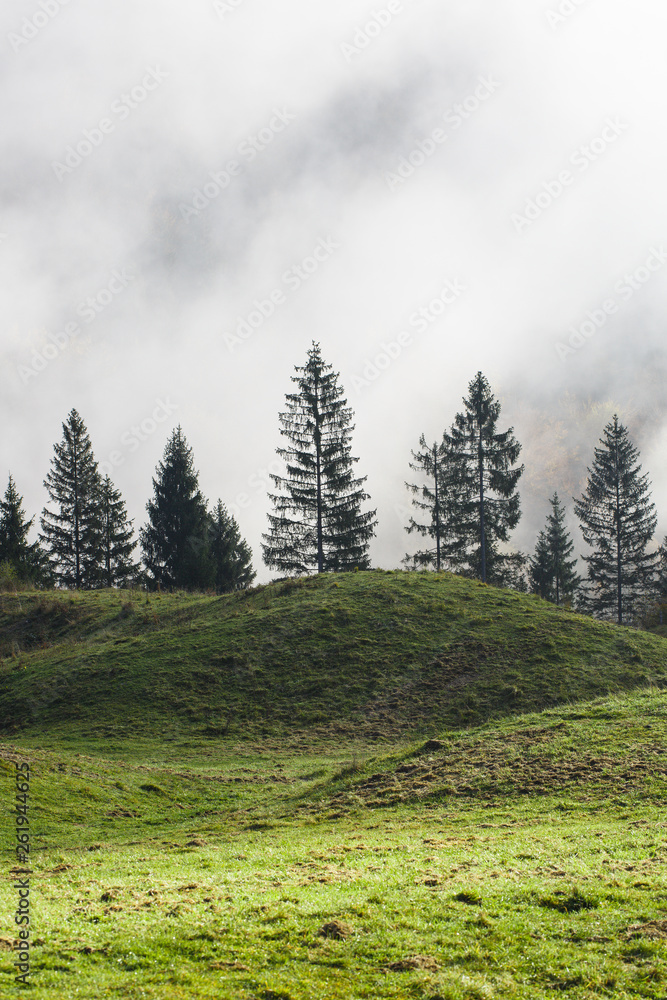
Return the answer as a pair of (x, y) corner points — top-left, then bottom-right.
(6, 410), (256, 593)
(5, 375), (666, 621)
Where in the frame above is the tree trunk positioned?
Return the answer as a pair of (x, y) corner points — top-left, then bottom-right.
(478, 425), (486, 583)
(314, 377), (324, 574)
(73, 446), (81, 589)
(615, 438), (622, 625)
(433, 444), (441, 572)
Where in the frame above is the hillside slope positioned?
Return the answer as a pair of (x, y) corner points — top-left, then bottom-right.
(1, 571), (666, 738)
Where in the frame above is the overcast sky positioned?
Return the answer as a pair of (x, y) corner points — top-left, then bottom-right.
(2, 0), (667, 581)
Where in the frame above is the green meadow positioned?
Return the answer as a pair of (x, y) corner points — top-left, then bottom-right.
(1, 571), (667, 998)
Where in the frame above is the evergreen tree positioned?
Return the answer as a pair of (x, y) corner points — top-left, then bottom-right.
(659, 536), (667, 601)
(442, 372), (524, 583)
(404, 436), (458, 571)
(40, 409), (103, 589)
(208, 500), (255, 593)
(529, 493), (581, 604)
(545, 492), (581, 605)
(0, 475), (49, 584)
(262, 342), (377, 574)
(574, 415), (657, 625)
(140, 427), (214, 591)
(529, 530), (552, 600)
(497, 550), (528, 592)
(99, 475), (139, 588)
(657, 536), (667, 626)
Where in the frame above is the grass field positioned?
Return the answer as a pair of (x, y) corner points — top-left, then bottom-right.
(1, 572), (666, 998)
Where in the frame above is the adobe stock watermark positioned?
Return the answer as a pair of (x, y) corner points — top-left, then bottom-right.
(351, 278), (466, 392)
(179, 108), (296, 222)
(51, 68), (169, 181)
(223, 236), (340, 352)
(546, 0), (590, 29)
(13, 761), (31, 985)
(512, 117), (628, 234)
(17, 267), (135, 384)
(228, 459), (282, 520)
(8, 0), (72, 54)
(213, 0), (246, 17)
(98, 398), (179, 476)
(340, 1), (405, 63)
(555, 245), (667, 361)
(385, 76), (501, 191)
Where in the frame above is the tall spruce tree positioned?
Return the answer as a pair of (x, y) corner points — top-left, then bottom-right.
(262, 342), (377, 574)
(208, 500), (255, 593)
(140, 427), (214, 590)
(442, 372), (524, 583)
(99, 476), (139, 588)
(0, 475), (48, 584)
(40, 409), (103, 589)
(574, 415), (657, 625)
(529, 493), (580, 604)
(404, 436), (459, 571)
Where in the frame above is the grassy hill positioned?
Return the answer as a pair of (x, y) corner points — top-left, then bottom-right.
(1, 570), (666, 739)
(2, 572), (667, 998)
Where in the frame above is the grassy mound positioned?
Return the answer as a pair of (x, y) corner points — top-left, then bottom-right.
(2, 689), (667, 999)
(317, 688), (667, 813)
(1, 570), (666, 738)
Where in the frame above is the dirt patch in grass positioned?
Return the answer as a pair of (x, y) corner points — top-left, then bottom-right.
(318, 920), (353, 940)
(539, 887), (598, 912)
(623, 920), (667, 940)
(386, 955), (441, 972)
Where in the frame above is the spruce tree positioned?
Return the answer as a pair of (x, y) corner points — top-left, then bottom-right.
(262, 342), (377, 574)
(99, 476), (139, 588)
(140, 427), (214, 591)
(529, 530), (552, 600)
(208, 500), (255, 593)
(657, 536), (667, 625)
(40, 409), (103, 589)
(0, 475), (48, 584)
(404, 436), (459, 571)
(545, 492), (581, 605)
(530, 493), (581, 604)
(501, 550), (528, 592)
(659, 536), (667, 601)
(442, 372), (524, 583)
(574, 415), (657, 625)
